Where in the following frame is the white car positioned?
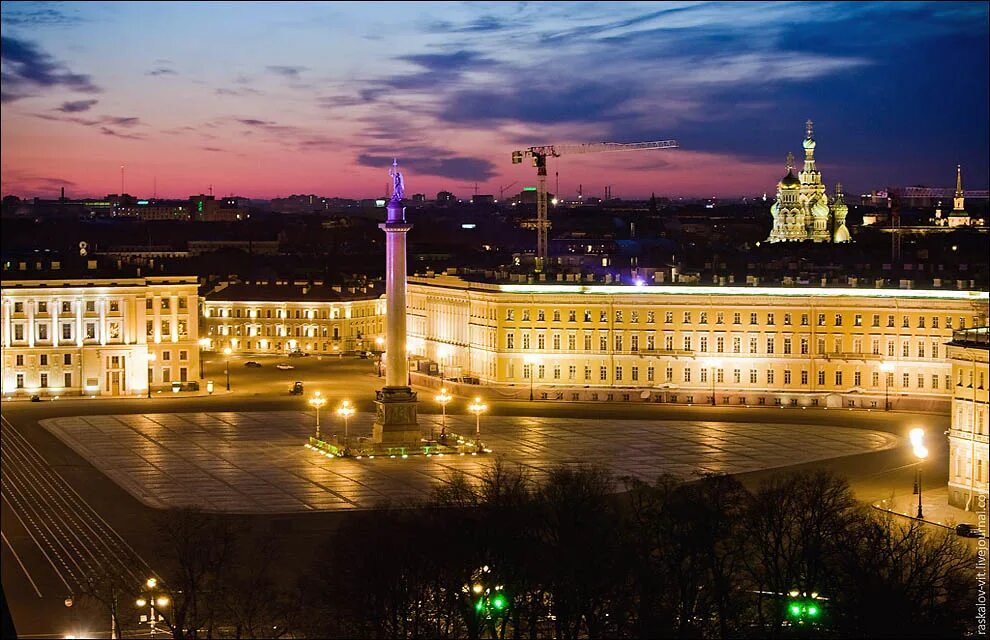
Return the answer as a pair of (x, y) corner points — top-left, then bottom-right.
(275, 363), (295, 370)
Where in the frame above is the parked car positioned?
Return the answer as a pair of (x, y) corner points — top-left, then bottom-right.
(276, 363), (295, 370)
(288, 350), (310, 358)
(956, 523), (984, 538)
(289, 381), (304, 395)
(30, 394), (41, 402)
(244, 361), (262, 368)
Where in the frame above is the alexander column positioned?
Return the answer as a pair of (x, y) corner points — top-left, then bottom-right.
(373, 159), (421, 444)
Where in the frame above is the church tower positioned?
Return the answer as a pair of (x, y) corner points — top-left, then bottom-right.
(832, 183), (850, 243)
(947, 164), (970, 227)
(799, 119), (831, 242)
(768, 152), (804, 242)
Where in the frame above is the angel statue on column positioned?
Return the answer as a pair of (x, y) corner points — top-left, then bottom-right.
(389, 158), (405, 202)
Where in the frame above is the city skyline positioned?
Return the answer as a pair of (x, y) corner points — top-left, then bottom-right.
(1, 1), (989, 200)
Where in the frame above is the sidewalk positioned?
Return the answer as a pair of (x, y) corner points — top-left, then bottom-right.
(874, 485), (981, 529)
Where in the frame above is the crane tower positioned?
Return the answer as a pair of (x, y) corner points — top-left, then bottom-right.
(511, 140), (679, 271)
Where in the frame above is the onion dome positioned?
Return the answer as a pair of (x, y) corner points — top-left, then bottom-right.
(778, 152), (800, 189)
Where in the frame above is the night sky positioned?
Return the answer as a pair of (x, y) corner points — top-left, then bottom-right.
(1, 1), (987, 200)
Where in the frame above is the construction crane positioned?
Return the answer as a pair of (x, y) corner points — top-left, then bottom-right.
(511, 140), (679, 271)
(498, 181), (518, 202)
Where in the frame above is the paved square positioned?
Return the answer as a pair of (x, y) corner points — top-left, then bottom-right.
(40, 412), (899, 513)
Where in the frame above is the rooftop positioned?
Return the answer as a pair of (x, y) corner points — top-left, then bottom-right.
(205, 280), (383, 303)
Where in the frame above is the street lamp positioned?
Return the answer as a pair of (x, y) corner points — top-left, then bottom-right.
(223, 347), (232, 391)
(524, 354), (539, 401)
(910, 428), (928, 519)
(336, 399), (355, 441)
(468, 397), (487, 440)
(703, 357), (722, 406)
(309, 391), (326, 440)
(435, 387), (452, 440)
(375, 337), (385, 377)
(136, 577), (168, 639)
(880, 362), (895, 411)
(197, 338), (210, 379)
(146, 353), (156, 399)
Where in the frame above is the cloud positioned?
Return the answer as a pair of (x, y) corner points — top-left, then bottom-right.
(216, 87), (263, 96)
(428, 15), (509, 34)
(398, 49), (497, 72)
(57, 99), (98, 113)
(0, 5), (83, 27)
(146, 66), (177, 76)
(202, 146), (225, 152)
(0, 35), (100, 102)
(357, 152), (497, 182)
(440, 80), (635, 126)
(99, 127), (144, 140)
(237, 118), (275, 127)
(267, 65), (308, 78)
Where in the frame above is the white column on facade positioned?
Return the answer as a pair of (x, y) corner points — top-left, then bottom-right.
(2, 299), (10, 348)
(27, 299), (35, 348)
(52, 298), (59, 347)
(76, 299), (83, 346)
(99, 298), (107, 346)
(171, 294), (178, 343)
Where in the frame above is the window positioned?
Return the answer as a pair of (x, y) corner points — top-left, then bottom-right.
(646, 335), (654, 350)
(699, 336), (708, 352)
(784, 370), (792, 385)
(85, 323), (96, 339)
(733, 337), (741, 353)
(835, 371), (843, 386)
(887, 315), (895, 328)
(14, 301), (23, 313)
(932, 316), (939, 328)
(917, 316), (925, 329)
(568, 310), (576, 322)
(631, 335), (639, 351)
(665, 312), (673, 324)
(584, 334), (592, 351)
(523, 364), (531, 379)
(178, 297), (187, 310)
(683, 336), (692, 350)
(766, 337), (774, 354)
(15, 354), (24, 366)
(538, 365), (545, 379)
(853, 339), (862, 354)
(537, 310), (545, 322)
(507, 333), (514, 349)
(646, 311), (655, 324)
(146, 320), (154, 337)
(64, 372), (72, 387)
(37, 324), (48, 341)
(584, 366), (592, 381)
(750, 336), (758, 353)
(917, 374), (924, 389)
(818, 370), (826, 385)
(63, 353), (71, 365)
(783, 338), (792, 354)
(600, 366), (608, 381)
(631, 311), (639, 323)
(522, 310), (530, 322)
(902, 316), (909, 329)
(146, 298), (153, 310)
(872, 339), (880, 355)
(750, 313), (758, 325)
(600, 310), (607, 323)
(162, 368), (171, 383)
(801, 370), (809, 385)
(615, 366), (623, 381)
(40, 373), (48, 388)
(932, 342), (939, 359)
(834, 314), (843, 327)
(946, 316), (952, 329)
(902, 342), (909, 357)
(59, 301), (70, 313)
(749, 369), (757, 384)
(818, 338), (826, 355)
(818, 314), (826, 327)
(552, 365), (560, 380)
(62, 323), (72, 340)
(784, 313), (792, 326)
(902, 373), (910, 387)
(161, 298), (170, 310)
(931, 374), (939, 389)
(615, 310), (622, 323)
(767, 369), (774, 384)
(887, 341), (895, 357)
(16, 374), (24, 388)
(684, 312), (692, 324)
(767, 313), (775, 325)
(161, 320), (170, 337)
(801, 338), (809, 355)
(666, 367), (673, 382)
(854, 314), (862, 327)
(568, 365), (576, 379)
(733, 313), (741, 325)
(700, 312), (708, 324)
(506, 309), (514, 321)
(700, 369), (708, 383)
(716, 312), (724, 324)
(614, 335), (623, 351)
(733, 369), (741, 383)
(647, 366), (654, 382)
(40, 354), (48, 366)
(854, 371), (862, 386)
(179, 350), (188, 361)
(716, 336), (724, 353)
(162, 351), (171, 361)
(872, 314), (880, 327)
(552, 334), (561, 350)
(872, 372), (880, 386)
(684, 368), (691, 383)
(600, 335), (608, 351)
(38, 301), (48, 313)
(584, 310), (592, 322)
(109, 300), (119, 312)
(665, 335), (674, 350)
(917, 342), (925, 358)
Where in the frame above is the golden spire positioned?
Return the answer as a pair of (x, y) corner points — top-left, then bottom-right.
(806, 118), (814, 139)
(955, 164), (963, 197)
(786, 151), (794, 172)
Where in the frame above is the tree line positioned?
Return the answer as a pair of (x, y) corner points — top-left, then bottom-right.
(83, 461), (977, 638)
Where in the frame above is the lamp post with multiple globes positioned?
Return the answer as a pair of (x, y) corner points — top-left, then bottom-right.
(703, 357), (722, 406)
(309, 391), (326, 440)
(435, 387), (452, 440)
(337, 399), (355, 441)
(468, 397), (487, 441)
(880, 362), (895, 411)
(910, 428), (928, 519)
(223, 347), (232, 391)
(136, 577), (168, 639)
(197, 338), (210, 379)
(146, 352), (156, 399)
(524, 354), (539, 401)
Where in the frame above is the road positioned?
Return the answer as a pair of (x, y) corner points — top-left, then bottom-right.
(0, 353), (957, 638)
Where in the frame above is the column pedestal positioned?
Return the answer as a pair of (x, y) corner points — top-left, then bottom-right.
(372, 386), (421, 445)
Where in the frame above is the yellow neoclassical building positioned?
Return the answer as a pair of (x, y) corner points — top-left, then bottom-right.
(946, 328), (989, 512)
(1, 273), (201, 397)
(406, 275), (989, 411)
(200, 281), (386, 355)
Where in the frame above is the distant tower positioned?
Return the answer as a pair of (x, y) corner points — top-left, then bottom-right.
(947, 164), (970, 227)
(832, 183), (850, 243)
(799, 119), (831, 242)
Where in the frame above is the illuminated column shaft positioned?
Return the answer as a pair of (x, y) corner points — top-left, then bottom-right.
(382, 203), (412, 388)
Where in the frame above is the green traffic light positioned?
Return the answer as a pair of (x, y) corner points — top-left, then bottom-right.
(789, 603), (801, 617)
(492, 593), (507, 610)
(807, 605), (819, 617)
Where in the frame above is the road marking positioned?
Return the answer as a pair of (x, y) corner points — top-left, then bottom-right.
(0, 494), (68, 593)
(1, 529), (43, 598)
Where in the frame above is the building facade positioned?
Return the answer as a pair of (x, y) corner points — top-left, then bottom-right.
(946, 327), (989, 512)
(200, 282), (385, 355)
(1, 274), (200, 397)
(768, 120), (850, 243)
(406, 275), (989, 410)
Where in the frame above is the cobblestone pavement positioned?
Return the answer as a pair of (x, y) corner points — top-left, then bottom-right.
(39, 412), (900, 513)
